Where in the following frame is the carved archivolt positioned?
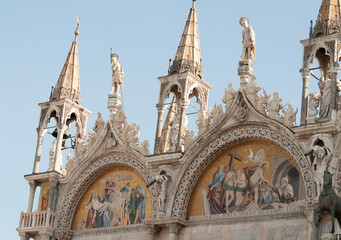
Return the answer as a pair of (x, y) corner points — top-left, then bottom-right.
(57, 155), (157, 229)
(170, 126), (315, 218)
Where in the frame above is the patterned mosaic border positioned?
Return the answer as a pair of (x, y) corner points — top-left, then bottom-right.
(57, 155), (157, 229)
(171, 126), (315, 218)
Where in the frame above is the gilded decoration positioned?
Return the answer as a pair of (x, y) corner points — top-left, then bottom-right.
(58, 155), (156, 229)
(187, 141), (304, 218)
(171, 126), (314, 218)
(71, 166), (152, 230)
(39, 184), (50, 211)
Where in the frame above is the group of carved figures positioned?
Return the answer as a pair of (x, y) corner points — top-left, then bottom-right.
(220, 81), (297, 127)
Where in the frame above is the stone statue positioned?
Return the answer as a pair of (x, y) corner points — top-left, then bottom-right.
(240, 17), (256, 62)
(314, 171), (341, 234)
(222, 83), (236, 111)
(169, 120), (179, 152)
(48, 139), (57, 171)
(312, 146), (332, 197)
(318, 76), (332, 119)
(307, 92), (320, 123)
(92, 112), (104, 134)
(110, 52), (124, 95)
(268, 92), (283, 121)
(156, 173), (169, 215)
(113, 105), (127, 134)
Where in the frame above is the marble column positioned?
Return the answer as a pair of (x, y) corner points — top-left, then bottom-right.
(167, 223), (182, 240)
(54, 124), (67, 172)
(33, 129), (47, 173)
(154, 103), (166, 154)
(176, 101), (188, 152)
(27, 181), (37, 213)
(47, 178), (58, 212)
(300, 69), (310, 125)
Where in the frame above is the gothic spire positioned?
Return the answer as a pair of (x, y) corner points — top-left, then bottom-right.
(168, 0), (203, 79)
(312, 0), (341, 37)
(50, 17), (81, 104)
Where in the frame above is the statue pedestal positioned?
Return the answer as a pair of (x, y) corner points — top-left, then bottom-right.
(108, 93), (121, 117)
(238, 60), (254, 89)
(157, 211), (166, 219)
(306, 116), (317, 124)
(321, 233), (336, 240)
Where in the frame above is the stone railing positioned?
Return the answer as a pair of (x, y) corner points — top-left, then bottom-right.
(18, 210), (57, 229)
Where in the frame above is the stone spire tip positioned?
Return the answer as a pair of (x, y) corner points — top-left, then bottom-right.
(192, 0), (197, 8)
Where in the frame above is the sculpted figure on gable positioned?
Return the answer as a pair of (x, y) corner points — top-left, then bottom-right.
(222, 83), (236, 111)
(268, 92), (283, 121)
(93, 112), (105, 134)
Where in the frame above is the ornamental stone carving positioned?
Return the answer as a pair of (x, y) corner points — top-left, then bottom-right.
(92, 112), (104, 134)
(140, 140), (150, 155)
(234, 101), (247, 122)
(196, 109), (210, 136)
(268, 92), (283, 121)
(256, 89), (270, 115)
(222, 83), (236, 112)
(281, 104), (298, 128)
(209, 103), (223, 126)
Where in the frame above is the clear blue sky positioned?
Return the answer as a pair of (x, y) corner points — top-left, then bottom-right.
(0, 0), (321, 238)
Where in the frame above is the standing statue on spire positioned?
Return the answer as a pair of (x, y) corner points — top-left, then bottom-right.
(110, 51), (124, 95)
(240, 17), (256, 62)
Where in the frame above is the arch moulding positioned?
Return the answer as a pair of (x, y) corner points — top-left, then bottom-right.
(170, 125), (315, 218)
(56, 154), (157, 230)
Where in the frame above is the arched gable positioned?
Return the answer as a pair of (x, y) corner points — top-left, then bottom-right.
(170, 125), (314, 218)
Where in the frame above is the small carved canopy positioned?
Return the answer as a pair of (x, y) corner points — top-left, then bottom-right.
(168, 1), (203, 79)
(312, 0), (341, 38)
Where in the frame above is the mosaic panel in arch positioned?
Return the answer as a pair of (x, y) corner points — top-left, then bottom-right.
(71, 166), (151, 230)
(187, 141), (304, 218)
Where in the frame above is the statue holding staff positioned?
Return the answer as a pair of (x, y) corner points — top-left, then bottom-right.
(110, 50), (124, 95)
(240, 17), (256, 62)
